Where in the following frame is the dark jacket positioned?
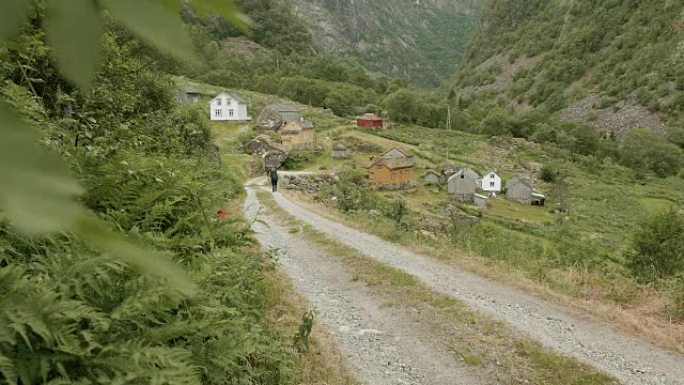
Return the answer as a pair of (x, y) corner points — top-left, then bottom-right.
(269, 169), (279, 182)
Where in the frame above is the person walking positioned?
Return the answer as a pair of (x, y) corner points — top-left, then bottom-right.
(269, 167), (279, 192)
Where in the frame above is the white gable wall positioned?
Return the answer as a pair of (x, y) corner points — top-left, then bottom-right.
(481, 172), (502, 192)
(210, 93), (250, 121)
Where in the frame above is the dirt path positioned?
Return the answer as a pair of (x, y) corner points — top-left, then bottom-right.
(250, 179), (684, 385)
(244, 185), (485, 385)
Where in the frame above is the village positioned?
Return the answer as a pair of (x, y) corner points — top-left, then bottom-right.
(177, 86), (549, 214)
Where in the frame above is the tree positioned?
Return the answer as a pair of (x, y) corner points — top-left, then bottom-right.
(627, 210), (684, 282)
(620, 129), (682, 177)
(552, 169), (571, 214)
(666, 126), (684, 149)
(324, 88), (356, 116)
(384, 88), (418, 123)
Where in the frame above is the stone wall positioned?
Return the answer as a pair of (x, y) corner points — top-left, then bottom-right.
(282, 173), (338, 194)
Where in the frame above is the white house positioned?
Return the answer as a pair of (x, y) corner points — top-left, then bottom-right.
(481, 171), (502, 193)
(209, 93), (250, 122)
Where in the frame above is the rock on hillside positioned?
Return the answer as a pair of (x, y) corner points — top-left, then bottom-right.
(282, 0), (484, 86)
(452, 0), (684, 135)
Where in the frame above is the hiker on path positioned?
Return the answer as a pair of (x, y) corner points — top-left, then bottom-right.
(269, 167), (279, 192)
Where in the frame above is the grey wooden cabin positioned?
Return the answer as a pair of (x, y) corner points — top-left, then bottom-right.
(448, 168), (480, 201)
(423, 170), (442, 185)
(506, 177), (535, 203)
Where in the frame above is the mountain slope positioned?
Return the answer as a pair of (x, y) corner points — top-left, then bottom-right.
(452, 0), (684, 136)
(283, 0), (483, 86)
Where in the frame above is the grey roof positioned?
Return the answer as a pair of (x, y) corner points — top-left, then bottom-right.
(371, 157), (414, 170)
(506, 177), (532, 189)
(281, 120), (315, 134)
(227, 92), (246, 104)
(332, 142), (348, 151)
(357, 113), (383, 121)
(448, 168), (479, 183)
(211, 92), (246, 104)
(266, 103), (300, 113)
(182, 86), (201, 94)
(292, 120), (314, 129)
(382, 147), (413, 158)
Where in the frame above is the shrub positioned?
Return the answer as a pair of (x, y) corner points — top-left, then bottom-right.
(539, 165), (557, 182)
(383, 199), (409, 225)
(666, 126), (684, 149)
(626, 210), (684, 282)
(620, 129), (682, 177)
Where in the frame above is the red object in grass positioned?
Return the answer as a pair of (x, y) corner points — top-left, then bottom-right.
(217, 210), (228, 220)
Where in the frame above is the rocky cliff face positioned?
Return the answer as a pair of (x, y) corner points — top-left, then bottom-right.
(282, 0), (483, 85)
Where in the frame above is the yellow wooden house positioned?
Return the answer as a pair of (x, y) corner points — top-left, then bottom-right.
(280, 119), (316, 151)
(368, 157), (414, 186)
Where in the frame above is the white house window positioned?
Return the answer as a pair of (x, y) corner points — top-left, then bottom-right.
(215, 109), (222, 117)
(217, 98), (222, 106)
(490, 173), (495, 178)
(229, 109), (234, 117)
(490, 181), (495, 187)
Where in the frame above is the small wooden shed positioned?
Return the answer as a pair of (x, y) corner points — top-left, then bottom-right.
(423, 170), (442, 185)
(506, 177), (545, 205)
(176, 87), (202, 104)
(382, 148), (416, 166)
(369, 157), (414, 186)
(474, 193), (488, 209)
(255, 104), (301, 130)
(332, 142), (352, 159)
(357, 113), (384, 128)
(447, 168), (481, 202)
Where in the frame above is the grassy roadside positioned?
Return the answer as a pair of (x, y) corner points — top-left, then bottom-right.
(257, 190), (619, 385)
(261, 258), (359, 385)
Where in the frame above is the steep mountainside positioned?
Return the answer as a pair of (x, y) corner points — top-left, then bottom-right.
(452, 0), (684, 136)
(283, 0), (483, 86)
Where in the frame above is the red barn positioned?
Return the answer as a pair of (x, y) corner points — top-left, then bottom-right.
(357, 113), (384, 128)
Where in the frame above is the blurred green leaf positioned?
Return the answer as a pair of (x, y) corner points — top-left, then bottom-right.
(0, 101), (84, 234)
(190, 0), (251, 33)
(73, 216), (196, 295)
(0, 0), (33, 44)
(44, 0), (104, 91)
(101, 0), (196, 61)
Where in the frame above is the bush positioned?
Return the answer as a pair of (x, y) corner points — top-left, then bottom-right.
(620, 129), (682, 177)
(383, 199), (409, 225)
(666, 126), (684, 148)
(626, 210), (684, 282)
(539, 165), (557, 182)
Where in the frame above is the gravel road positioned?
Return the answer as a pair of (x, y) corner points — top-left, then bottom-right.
(252, 180), (684, 385)
(244, 186), (485, 385)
